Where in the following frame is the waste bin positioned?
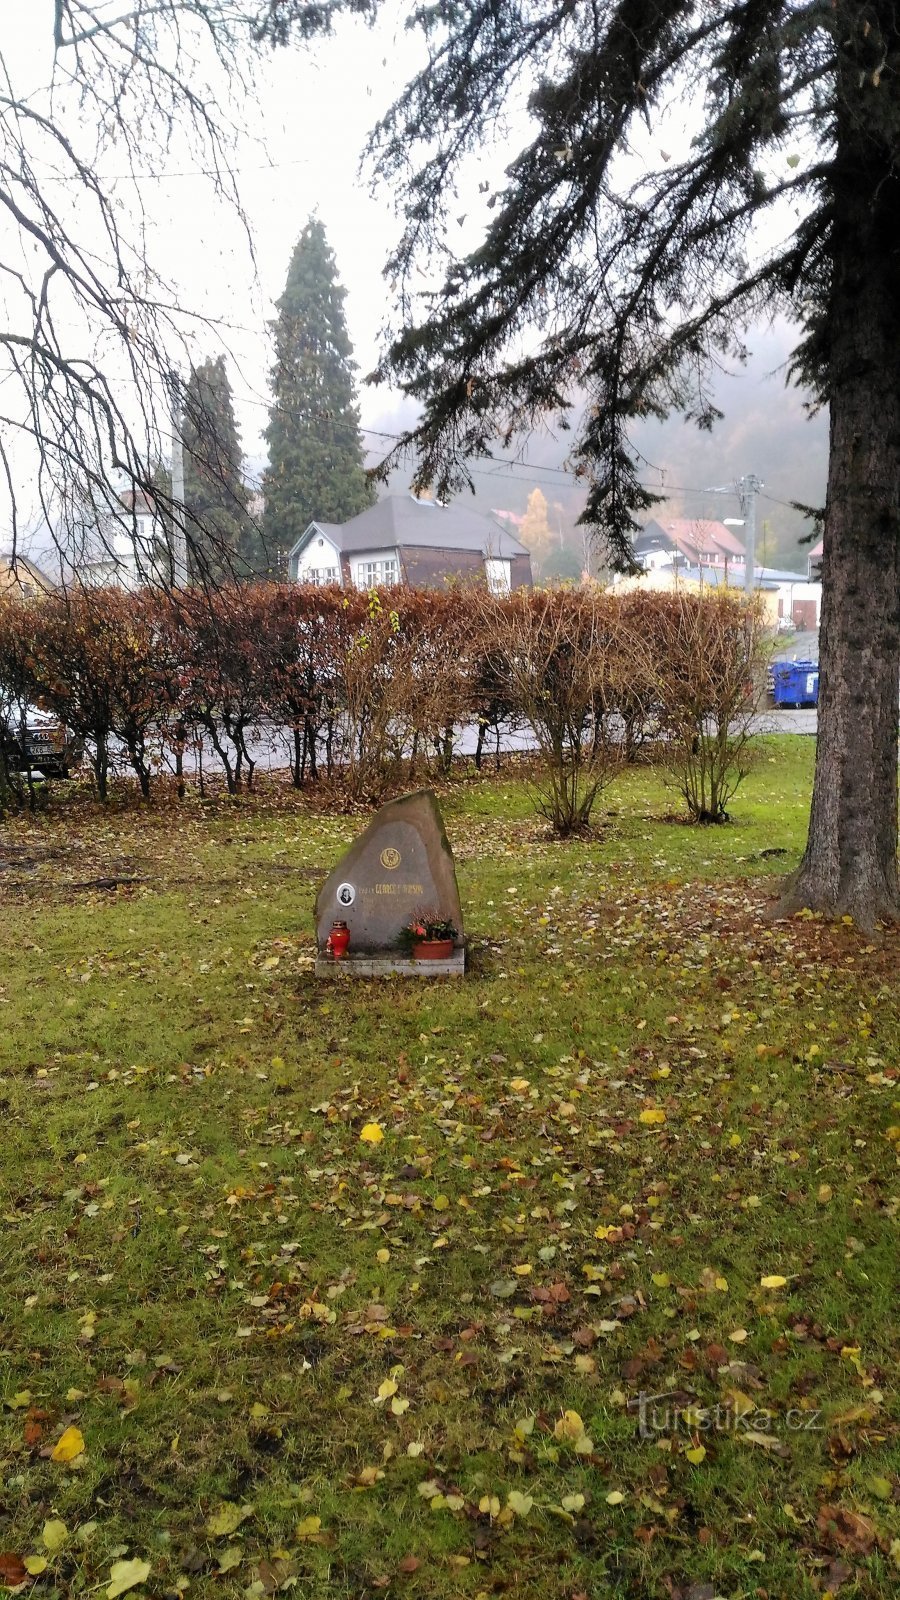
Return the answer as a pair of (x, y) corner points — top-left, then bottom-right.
(771, 660), (819, 707)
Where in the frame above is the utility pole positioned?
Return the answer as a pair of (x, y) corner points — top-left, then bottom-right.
(740, 473), (761, 594)
(167, 370), (188, 589)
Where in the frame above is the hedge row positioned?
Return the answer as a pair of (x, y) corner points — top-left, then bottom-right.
(0, 582), (766, 829)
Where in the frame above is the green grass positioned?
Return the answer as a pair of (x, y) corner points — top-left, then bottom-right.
(0, 736), (898, 1600)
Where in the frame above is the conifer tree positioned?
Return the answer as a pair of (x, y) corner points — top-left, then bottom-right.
(263, 219), (373, 566)
(181, 357), (261, 581)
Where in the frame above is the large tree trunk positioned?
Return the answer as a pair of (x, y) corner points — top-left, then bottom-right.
(782, 37), (900, 928)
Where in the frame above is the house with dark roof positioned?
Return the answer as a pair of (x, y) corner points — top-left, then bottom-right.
(286, 495), (533, 593)
(634, 517), (747, 574)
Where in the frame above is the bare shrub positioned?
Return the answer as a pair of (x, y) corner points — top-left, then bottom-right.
(330, 588), (411, 805)
(650, 590), (767, 823)
(475, 587), (624, 836)
(177, 588), (269, 795)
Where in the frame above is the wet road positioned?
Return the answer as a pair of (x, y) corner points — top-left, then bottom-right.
(129, 707), (818, 782)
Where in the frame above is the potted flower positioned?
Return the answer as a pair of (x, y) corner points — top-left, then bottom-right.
(401, 910), (458, 960)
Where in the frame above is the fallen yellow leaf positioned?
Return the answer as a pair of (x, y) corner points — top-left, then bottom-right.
(106, 1558), (151, 1598)
(51, 1426), (85, 1463)
(41, 1520), (68, 1552)
(206, 1503), (253, 1538)
(639, 1108), (666, 1125)
(359, 1123), (384, 1144)
(553, 1409), (585, 1442)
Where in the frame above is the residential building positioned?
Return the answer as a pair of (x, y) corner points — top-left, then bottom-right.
(287, 494), (533, 593)
(613, 559), (821, 629)
(0, 553), (55, 598)
(634, 517), (746, 574)
(63, 490), (165, 589)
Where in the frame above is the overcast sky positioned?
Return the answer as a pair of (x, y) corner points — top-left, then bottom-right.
(4, 3), (825, 545)
(5, 1), (430, 509)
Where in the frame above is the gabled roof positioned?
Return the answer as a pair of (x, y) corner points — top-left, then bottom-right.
(637, 517), (746, 560)
(670, 518), (746, 558)
(289, 495), (529, 561)
(0, 552), (56, 593)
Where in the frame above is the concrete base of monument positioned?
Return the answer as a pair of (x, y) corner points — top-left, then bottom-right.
(315, 947), (466, 979)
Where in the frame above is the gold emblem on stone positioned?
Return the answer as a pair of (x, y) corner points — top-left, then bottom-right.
(380, 846), (401, 870)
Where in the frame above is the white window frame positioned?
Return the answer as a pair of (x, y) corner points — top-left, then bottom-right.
(356, 558), (399, 589)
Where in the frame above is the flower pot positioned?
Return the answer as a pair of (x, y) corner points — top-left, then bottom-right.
(412, 938), (454, 960)
(327, 921), (350, 960)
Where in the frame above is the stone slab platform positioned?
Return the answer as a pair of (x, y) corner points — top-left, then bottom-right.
(315, 948), (466, 979)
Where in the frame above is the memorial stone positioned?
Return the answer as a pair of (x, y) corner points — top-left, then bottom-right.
(315, 789), (465, 976)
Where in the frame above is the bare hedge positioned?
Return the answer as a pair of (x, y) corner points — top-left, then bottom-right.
(0, 583), (766, 828)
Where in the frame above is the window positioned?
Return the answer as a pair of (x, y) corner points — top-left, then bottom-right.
(306, 566), (339, 586)
(484, 558), (511, 595)
(356, 559), (399, 588)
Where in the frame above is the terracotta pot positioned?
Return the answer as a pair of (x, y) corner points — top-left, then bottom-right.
(327, 921), (350, 960)
(413, 938), (454, 960)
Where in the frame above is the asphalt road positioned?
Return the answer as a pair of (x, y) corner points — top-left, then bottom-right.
(146, 707), (818, 780)
(771, 631), (819, 664)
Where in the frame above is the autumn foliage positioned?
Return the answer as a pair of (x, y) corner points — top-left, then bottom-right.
(0, 583), (765, 826)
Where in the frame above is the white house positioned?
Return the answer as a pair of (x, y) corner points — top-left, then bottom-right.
(287, 494), (533, 593)
(63, 490), (165, 589)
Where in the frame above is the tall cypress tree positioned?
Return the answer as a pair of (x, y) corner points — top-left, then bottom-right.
(263, 219), (374, 566)
(181, 356), (262, 581)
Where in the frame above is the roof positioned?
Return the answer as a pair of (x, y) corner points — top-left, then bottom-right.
(120, 489), (158, 516)
(675, 564), (780, 590)
(638, 517), (746, 560)
(0, 553), (56, 593)
(291, 495), (529, 561)
(663, 518), (746, 558)
(757, 567), (817, 583)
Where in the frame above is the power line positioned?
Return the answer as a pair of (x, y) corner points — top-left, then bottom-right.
(38, 156), (313, 185)
(760, 489), (805, 511)
(236, 389), (799, 504)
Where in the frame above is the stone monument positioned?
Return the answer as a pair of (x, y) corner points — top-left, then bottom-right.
(315, 789), (465, 977)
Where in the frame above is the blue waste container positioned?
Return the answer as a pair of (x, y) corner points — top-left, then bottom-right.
(771, 660), (819, 707)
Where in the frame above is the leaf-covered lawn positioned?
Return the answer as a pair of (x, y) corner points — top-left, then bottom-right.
(1, 738), (898, 1600)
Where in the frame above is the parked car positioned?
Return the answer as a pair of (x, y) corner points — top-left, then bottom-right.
(0, 706), (83, 778)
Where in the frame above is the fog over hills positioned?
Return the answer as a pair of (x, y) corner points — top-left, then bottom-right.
(367, 319), (828, 577)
